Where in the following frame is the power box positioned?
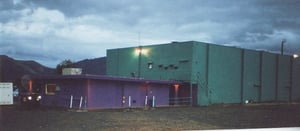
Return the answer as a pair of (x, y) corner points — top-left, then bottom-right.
(0, 82), (13, 105)
(62, 68), (82, 75)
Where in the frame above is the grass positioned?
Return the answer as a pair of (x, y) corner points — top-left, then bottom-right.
(1, 103), (300, 131)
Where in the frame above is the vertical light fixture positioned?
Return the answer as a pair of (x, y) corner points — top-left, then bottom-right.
(138, 46), (142, 78)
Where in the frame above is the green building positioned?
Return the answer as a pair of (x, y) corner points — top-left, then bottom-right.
(107, 41), (300, 106)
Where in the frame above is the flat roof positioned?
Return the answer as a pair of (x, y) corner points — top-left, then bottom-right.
(107, 40), (294, 57)
(33, 74), (181, 85)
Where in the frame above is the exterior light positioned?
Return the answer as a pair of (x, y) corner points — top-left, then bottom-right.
(27, 96), (32, 100)
(37, 95), (42, 101)
(174, 84), (180, 99)
(135, 48), (149, 56)
(293, 54), (298, 59)
(174, 84), (180, 92)
(135, 48), (142, 54)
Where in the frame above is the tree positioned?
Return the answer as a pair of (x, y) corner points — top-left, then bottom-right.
(55, 59), (76, 74)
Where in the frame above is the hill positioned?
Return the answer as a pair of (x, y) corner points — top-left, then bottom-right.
(0, 55), (55, 83)
(0, 55), (106, 84)
(73, 57), (106, 75)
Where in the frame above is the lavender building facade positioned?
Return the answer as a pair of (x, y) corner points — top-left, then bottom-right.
(33, 74), (180, 109)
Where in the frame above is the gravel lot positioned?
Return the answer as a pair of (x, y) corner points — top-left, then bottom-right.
(1, 103), (300, 131)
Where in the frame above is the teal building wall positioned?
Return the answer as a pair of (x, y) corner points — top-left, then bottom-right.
(277, 55), (292, 101)
(106, 41), (300, 106)
(107, 42), (194, 81)
(242, 50), (261, 102)
(292, 58), (300, 100)
(261, 52), (277, 101)
(191, 42), (209, 105)
(207, 45), (242, 104)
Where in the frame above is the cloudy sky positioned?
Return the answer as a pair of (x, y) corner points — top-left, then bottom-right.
(1, 0), (299, 67)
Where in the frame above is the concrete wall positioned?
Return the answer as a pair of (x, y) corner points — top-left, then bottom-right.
(242, 50), (261, 102)
(107, 42), (194, 81)
(37, 77), (171, 109)
(192, 42), (209, 106)
(87, 80), (122, 109)
(38, 79), (87, 108)
(106, 48), (138, 77)
(207, 45), (242, 104)
(277, 55), (292, 101)
(195, 46), (297, 105)
(106, 41), (300, 106)
(88, 81), (170, 109)
(261, 52), (276, 101)
(292, 58), (300, 101)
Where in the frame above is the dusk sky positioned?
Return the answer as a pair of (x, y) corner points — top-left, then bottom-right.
(1, 0), (299, 67)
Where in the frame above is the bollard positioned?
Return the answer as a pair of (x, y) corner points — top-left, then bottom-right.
(84, 96), (87, 109)
(145, 96), (148, 106)
(70, 95), (73, 109)
(79, 96), (83, 109)
(152, 96), (155, 108)
(128, 96), (131, 108)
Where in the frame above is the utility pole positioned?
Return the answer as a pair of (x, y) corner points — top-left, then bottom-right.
(138, 46), (142, 78)
(281, 39), (286, 55)
(137, 32), (141, 78)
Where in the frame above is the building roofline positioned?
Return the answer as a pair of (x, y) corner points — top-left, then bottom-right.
(33, 74), (181, 85)
(107, 40), (295, 57)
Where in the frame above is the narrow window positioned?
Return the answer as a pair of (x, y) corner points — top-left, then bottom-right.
(179, 59), (189, 63)
(158, 64), (163, 69)
(45, 84), (57, 95)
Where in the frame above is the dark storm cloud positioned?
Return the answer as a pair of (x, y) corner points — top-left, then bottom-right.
(0, 0), (13, 10)
(23, 0), (144, 18)
(216, 0), (300, 54)
(0, 0), (28, 22)
(1, 0), (299, 67)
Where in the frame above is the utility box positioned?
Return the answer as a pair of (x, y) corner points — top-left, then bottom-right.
(0, 82), (13, 105)
(62, 68), (82, 75)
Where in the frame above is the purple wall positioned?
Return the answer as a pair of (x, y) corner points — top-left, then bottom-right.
(146, 83), (169, 106)
(88, 80), (170, 109)
(35, 76), (172, 109)
(37, 79), (87, 108)
(87, 80), (122, 109)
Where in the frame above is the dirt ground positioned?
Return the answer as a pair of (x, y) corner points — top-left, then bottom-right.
(1, 103), (300, 131)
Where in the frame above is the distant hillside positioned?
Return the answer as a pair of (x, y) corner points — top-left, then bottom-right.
(74, 57), (106, 75)
(0, 55), (107, 84)
(0, 55), (55, 83)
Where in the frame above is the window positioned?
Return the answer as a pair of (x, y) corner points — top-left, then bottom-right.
(179, 59), (189, 63)
(158, 64), (163, 69)
(147, 62), (153, 69)
(45, 84), (57, 95)
(131, 72), (136, 77)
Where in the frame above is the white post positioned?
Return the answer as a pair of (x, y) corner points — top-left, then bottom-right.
(128, 96), (131, 108)
(70, 95), (73, 109)
(79, 96), (83, 109)
(145, 96), (148, 106)
(84, 96), (87, 109)
(152, 96), (155, 107)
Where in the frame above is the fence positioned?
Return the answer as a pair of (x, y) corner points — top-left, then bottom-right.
(169, 97), (192, 106)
